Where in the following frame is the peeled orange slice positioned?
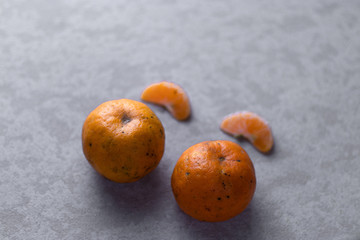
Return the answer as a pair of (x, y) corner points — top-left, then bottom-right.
(141, 82), (191, 121)
(220, 111), (273, 153)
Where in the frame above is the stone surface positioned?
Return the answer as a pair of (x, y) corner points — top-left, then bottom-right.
(1, 0), (360, 239)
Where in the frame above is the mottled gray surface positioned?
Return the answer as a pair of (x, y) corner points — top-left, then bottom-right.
(1, 0), (360, 239)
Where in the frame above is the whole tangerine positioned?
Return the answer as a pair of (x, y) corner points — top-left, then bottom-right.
(82, 99), (165, 183)
(171, 140), (256, 222)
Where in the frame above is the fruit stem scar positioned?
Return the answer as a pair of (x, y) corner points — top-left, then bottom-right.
(219, 157), (225, 161)
(121, 114), (131, 124)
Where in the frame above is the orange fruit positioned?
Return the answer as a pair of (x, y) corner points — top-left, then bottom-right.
(141, 81), (191, 121)
(82, 99), (165, 183)
(220, 111), (273, 153)
(171, 140), (256, 222)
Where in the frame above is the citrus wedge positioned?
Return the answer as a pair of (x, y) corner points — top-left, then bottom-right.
(220, 111), (273, 153)
(141, 82), (191, 121)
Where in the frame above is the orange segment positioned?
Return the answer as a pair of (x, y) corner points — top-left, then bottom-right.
(220, 111), (273, 153)
(141, 82), (191, 121)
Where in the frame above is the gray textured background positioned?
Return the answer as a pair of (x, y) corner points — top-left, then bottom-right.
(1, 0), (360, 239)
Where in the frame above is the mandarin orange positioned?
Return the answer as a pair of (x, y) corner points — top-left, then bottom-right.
(82, 99), (165, 183)
(171, 140), (256, 222)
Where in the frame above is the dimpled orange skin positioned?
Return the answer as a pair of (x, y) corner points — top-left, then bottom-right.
(171, 140), (256, 222)
(141, 81), (191, 121)
(82, 99), (165, 183)
(221, 111), (273, 153)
